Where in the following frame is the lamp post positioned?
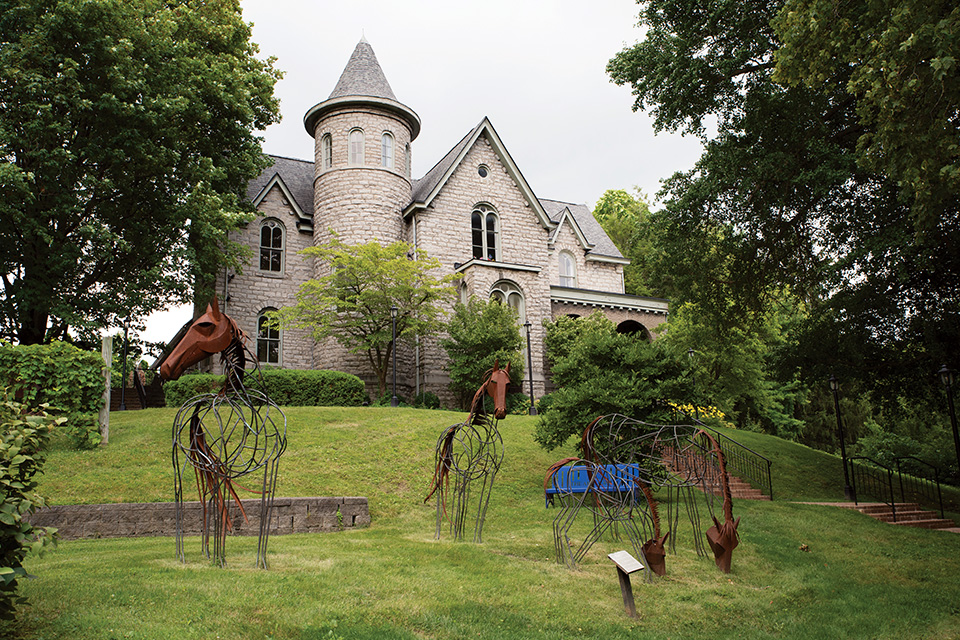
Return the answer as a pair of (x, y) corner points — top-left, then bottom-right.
(938, 365), (960, 473)
(119, 319), (129, 411)
(524, 321), (537, 416)
(687, 348), (699, 421)
(829, 375), (855, 501)
(390, 306), (399, 407)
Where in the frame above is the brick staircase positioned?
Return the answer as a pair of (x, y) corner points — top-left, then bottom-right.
(665, 449), (771, 500)
(846, 502), (959, 532)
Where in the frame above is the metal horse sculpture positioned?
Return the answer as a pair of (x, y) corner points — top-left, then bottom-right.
(424, 361), (510, 543)
(160, 297), (287, 568)
(546, 414), (739, 575)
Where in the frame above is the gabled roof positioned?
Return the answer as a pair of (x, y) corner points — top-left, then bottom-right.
(246, 155), (315, 233)
(540, 199), (625, 261)
(328, 38), (397, 102)
(404, 117), (553, 230)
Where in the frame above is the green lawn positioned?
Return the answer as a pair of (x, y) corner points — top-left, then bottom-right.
(11, 408), (960, 639)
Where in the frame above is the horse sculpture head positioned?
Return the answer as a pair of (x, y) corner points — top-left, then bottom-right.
(484, 360), (511, 420)
(160, 297), (241, 381)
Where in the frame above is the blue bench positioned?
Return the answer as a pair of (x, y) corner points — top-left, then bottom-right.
(545, 463), (641, 507)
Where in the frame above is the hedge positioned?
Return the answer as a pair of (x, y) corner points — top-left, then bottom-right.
(0, 397), (60, 620)
(0, 342), (103, 449)
(163, 369), (367, 407)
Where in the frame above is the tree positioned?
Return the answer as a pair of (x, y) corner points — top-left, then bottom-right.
(0, 0), (281, 344)
(592, 189), (658, 296)
(773, 0), (960, 233)
(607, 0), (960, 417)
(441, 297), (524, 410)
(277, 239), (459, 396)
(535, 312), (686, 452)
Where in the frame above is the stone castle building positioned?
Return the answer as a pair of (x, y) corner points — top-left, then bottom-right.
(216, 39), (668, 403)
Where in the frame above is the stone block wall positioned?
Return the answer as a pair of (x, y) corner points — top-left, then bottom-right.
(26, 497), (370, 540)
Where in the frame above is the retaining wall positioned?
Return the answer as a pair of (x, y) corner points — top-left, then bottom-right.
(26, 496), (370, 540)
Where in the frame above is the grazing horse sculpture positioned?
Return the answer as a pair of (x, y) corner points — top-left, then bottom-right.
(547, 414), (739, 575)
(424, 361), (510, 543)
(160, 297), (286, 568)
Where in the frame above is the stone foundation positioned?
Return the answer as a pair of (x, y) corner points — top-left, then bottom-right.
(26, 496), (370, 540)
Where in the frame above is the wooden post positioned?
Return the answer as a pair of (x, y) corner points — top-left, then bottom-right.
(608, 550), (644, 618)
(99, 335), (111, 445)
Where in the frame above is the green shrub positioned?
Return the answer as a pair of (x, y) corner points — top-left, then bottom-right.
(0, 342), (103, 449)
(163, 369), (366, 407)
(0, 397), (60, 620)
(535, 392), (554, 415)
(413, 391), (440, 409)
(441, 298), (524, 410)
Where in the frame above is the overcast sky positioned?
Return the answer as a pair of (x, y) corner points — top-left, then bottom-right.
(141, 0), (704, 346)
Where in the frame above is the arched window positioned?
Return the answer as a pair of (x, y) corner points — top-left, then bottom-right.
(490, 280), (524, 323)
(381, 132), (394, 168)
(259, 219), (284, 273)
(405, 143), (411, 178)
(471, 204), (500, 261)
(257, 310), (281, 365)
(321, 133), (333, 170)
(349, 128), (364, 165)
(559, 251), (577, 287)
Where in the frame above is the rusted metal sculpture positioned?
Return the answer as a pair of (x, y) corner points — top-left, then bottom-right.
(160, 297), (286, 568)
(546, 414), (739, 575)
(424, 361), (509, 542)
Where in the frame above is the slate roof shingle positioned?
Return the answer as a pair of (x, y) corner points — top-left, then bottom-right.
(246, 155), (315, 218)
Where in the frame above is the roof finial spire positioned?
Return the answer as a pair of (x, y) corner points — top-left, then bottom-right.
(360, 31), (367, 44)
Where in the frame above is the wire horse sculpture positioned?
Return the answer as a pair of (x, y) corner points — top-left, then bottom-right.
(546, 414), (739, 575)
(160, 297), (287, 568)
(424, 361), (509, 543)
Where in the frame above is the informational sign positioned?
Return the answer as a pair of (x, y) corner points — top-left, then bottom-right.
(608, 550), (644, 575)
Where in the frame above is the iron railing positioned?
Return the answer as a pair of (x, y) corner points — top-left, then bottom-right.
(895, 456), (945, 519)
(850, 456), (898, 521)
(671, 407), (774, 500)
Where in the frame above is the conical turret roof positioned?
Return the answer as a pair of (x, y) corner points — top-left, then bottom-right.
(304, 38), (420, 140)
(328, 38), (397, 101)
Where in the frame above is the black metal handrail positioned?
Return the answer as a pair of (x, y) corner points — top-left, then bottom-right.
(849, 456), (897, 521)
(672, 408), (774, 500)
(894, 456), (945, 519)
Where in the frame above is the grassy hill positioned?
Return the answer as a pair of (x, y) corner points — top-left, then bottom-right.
(13, 407), (960, 639)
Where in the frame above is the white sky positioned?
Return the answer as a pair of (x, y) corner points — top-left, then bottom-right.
(141, 0), (703, 347)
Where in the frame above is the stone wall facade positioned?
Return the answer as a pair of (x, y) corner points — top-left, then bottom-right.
(26, 497), (370, 540)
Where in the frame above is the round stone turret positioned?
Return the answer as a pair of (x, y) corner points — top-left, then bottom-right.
(305, 39), (420, 250)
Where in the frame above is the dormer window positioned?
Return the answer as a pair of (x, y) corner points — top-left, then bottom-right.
(471, 204), (499, 261)
(349, 129), (364, 165)
(381, 132), (394, 168)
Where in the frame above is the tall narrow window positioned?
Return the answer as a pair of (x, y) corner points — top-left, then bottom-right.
(259, 219), (284, 273)
(471, 204), (499, 261)
(349, 129), (364, 165)
(490, 280), (525, 323)
(405, 143), (411, 178)
(321, 134), (332, 170)
(381, 132), (394, 168)
(257, 310), (281, 365)
(559, 251), (577, 287)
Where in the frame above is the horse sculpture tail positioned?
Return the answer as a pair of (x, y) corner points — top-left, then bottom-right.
(424, 425), (457, 506)
(697, 429), (740, 573)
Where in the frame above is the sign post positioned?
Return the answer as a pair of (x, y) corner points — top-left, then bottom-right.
(608, 550), (644, 618)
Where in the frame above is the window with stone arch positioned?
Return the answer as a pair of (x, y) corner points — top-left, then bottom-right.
(381, 132), (394, 168)
(321, 133), (333, 170)
(259, 218), (284, 274)
(349, 128), (364, 165)
(257, 309), (281, 366)
(471, 203), (500, 261)
(490, 280), (524, 323)
(559, 250), (577, 287)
